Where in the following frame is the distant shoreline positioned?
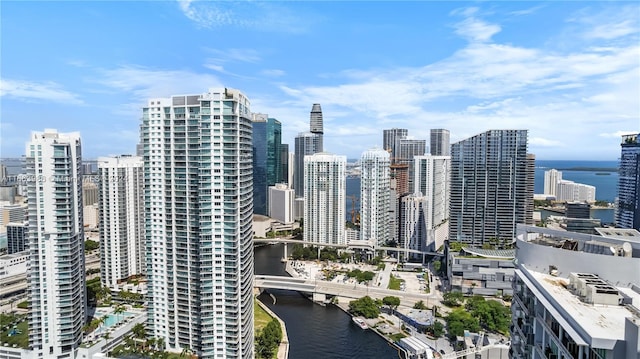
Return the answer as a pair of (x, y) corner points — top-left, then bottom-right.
(541, 167), (617, 172)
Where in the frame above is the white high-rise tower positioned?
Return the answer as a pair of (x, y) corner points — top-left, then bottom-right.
(304, 153), (346, 245)
(544, 169), (562, 197)
(26, 129), (86, 358)
(413, 155), (451, 251)
(97, 155), (145, 290)
(142, 89), (254, 358)
(360, 148), (390, 246)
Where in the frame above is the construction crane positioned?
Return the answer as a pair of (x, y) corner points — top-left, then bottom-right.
(348, 195), (360, 225)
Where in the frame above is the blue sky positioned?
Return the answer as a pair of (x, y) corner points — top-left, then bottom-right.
(1, 1), (638, 160)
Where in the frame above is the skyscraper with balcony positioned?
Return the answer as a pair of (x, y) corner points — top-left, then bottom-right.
(414, 155), (451, 250)
(304, 153), (346, 245)
(383, 128), (408, 163)
(309, 103), (324, 152)
(616, 133), (640, 230)
(543, 169), (562, 197)
(26, 129), (86, 358)
(449, 130), (534, 247)
(430, 129), (450, 156)
(141, 89), (254, 358)
(294, 131), (322, 198)
(360, 148), (390, 246)
(97, 155), (144, 291)
(252, 114), (282, 215)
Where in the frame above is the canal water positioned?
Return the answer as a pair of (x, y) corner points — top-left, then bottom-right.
(254, 243), (401, 359)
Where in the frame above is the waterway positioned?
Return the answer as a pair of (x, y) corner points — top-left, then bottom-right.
(254, 243), (401, 359)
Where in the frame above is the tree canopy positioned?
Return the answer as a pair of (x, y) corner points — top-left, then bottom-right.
(348, 296), (380, 319)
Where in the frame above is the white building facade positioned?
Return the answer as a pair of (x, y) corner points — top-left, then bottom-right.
(26, 129), (86, 358)
(511, 225), (640, 359)
(268, 183), (295, 224)
(142, 89), (254, 358)
(304, 153), (346, 245)
(399, 194), (428, 258)
(413, 155), (450, 250)
(97, 155), (145, 290)
(359, 148), (390, 246)
(544, 169), (562, 197)
(555, 180), (596, 203)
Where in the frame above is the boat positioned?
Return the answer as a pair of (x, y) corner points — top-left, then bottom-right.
(352, 316), (368, 330)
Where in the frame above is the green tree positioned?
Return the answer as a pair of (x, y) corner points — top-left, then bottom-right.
(433, 260), (442, 273)
(413, 300), (427, 310)
(427, 321), (444, 338)
(382, 296), (401, 312)
(255, 319), (282, 358)
(442, 291), (464, 307)
(132, 323), (146, 340)
(85, 239), (99, 251)
(348, 296), (380, 319)
(446, 309), (480, 339)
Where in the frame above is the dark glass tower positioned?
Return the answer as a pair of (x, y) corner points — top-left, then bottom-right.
(310, 103), (323, 152)
(449, 130), (534, 247)
(616, 133), (640, 230)
(252, 114), (282, 215)
(294, 132), (321, 198)
(430, 128), (450, 156)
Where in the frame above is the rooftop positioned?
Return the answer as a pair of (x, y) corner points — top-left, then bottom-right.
(528, 269), (639, 344)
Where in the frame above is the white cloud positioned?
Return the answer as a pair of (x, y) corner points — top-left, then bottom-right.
(0, 79), (84, 105)
(177, 0), (308, 33)
(96, 65), (223, 100)
(261, 69), (286, 77)
(599, 131), (638, 139)
(274, 7), (639, 160)
(452, 7), (501, 43)
(586, 20), (638, 40)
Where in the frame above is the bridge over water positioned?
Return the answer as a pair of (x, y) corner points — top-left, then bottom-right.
(254, 274), (436, 307)
(253, 238), (444, 262)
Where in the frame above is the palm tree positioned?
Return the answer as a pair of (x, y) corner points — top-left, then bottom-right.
(155, 337), (165, 352)
(132, 323), (146, 339)
(97, 315), (108, 335)
(180, 346), (196, 358)
(113, 305), (125, 323)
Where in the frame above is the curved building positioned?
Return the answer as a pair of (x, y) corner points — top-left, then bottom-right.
(511, 225), (640, 359)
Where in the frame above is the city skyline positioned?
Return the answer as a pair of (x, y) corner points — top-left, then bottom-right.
(2, 2), (639, 161)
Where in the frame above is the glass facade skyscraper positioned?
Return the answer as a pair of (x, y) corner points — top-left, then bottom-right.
(449, 130), (534, 247)
(252, 114), (282, 215)
(360, 148), (391, 246)
(616, 133), (640, 230)
(294, 131), (322, 198)
(26, 130), (86, 358)
(141, 89), (254, 358)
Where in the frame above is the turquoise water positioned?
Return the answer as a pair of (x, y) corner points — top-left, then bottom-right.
(99, 311), (135, 328)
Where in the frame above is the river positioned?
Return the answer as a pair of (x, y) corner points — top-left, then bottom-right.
(254, 243), (401, 359)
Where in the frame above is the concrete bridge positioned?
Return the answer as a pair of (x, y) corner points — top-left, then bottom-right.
(254, 274), (436, 307)
(253, 238), (444, 262)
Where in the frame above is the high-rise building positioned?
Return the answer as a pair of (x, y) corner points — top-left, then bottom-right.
(26, 129), (86, 358)
(97, 155), (145, 290)
(543, 169), (562, 197)
(511, 225), (640, 359)
(414, 155), (451, 250)
(359, 148), (390, 246)
(6, 221), (27, 254)
(555, 180), (596, 203)
(430, 129), (450, 156)
(399, 194), (427, 258)
(398, 138), (426, 193)
(280, 143), (289, 185)
(141, 89), (254, 358)
(252, 114), (282, 215)
(294, 131), (322, 197)
(383, 128), (408, 164)
(0, 203), (26, 225)
(616, 133), (640, 230)
(309, 103), (324, 152)
(269, 184), (295, 224)
(449, 130), (534, 247)
(82, 180), (98, 206)
(304, 153), (346, 245)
